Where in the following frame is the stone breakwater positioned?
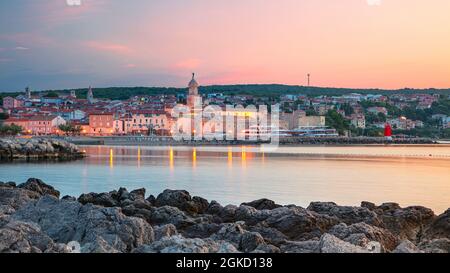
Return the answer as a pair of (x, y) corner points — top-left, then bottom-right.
(0, 178), (449, 253)
(0, 138), (85, 161)
(67, 136), (437, 147)
(279, 136), (436, 145)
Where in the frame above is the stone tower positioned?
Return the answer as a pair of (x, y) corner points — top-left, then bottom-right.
(187, 73), (201, 109)
(26, 87), (31, 100)
(70, 90), (77, 98)
(87, 86), (94, 103)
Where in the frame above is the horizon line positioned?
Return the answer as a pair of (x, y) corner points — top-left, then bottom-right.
(2, 83), (450, 94)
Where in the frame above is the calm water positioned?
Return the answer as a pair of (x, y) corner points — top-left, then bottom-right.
(1, 145), (450, 213)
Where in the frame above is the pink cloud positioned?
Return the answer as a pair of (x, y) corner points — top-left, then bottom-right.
(173, 58), (201, 70)
(84, 41), (132, 55)
(125, 64), (137, 68)
(202, 67), (270, 85)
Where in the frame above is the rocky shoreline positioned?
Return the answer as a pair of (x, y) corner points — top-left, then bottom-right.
(0, 178), (448, 253)
(0, 138), (85, 162)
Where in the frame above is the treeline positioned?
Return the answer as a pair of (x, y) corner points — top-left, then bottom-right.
(361, 98), (450, 122)
(3, 85), (450, 101)
(0, 124), (22, 136)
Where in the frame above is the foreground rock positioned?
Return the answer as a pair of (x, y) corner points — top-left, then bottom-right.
(0, 179), (449, 253)
(0, 138), (84, 161)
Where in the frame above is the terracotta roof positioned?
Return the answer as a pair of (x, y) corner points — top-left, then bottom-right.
(4, 118), (28, 123)
(28, 115), (59, 121)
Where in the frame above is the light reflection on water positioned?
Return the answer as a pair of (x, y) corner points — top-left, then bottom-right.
(1, 145), (449, 214)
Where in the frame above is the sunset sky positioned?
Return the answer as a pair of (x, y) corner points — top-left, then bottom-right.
(1, 0), (450, 91)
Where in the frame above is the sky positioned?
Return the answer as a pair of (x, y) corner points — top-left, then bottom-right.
(1, 0), (450, 91)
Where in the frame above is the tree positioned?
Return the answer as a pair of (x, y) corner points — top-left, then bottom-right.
(58, 124), (72, 135)
(45, 91), (60, 98)
(58, 123), (82, 136)
(326, 110), (350, 135)
(0, 113), (9, 120)
(341, 103), (354, 116)
(366, 112), (386, 124)
(0, 124), (23, 136)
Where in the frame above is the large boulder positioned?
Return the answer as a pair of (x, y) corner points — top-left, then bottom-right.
(207, 222), (267, 252)
(392, 240), (422, 253)
(133, 235), (239, 253)
(319, 233), (372, 253)
(418, 238), (450, 253)
(154, 224), (178, 241)
(376, 204), (435, 242)
(0, 220), (70, 253)
(18, 178), (60, 199)
(307, 202), (382, 226)
(0, 185), (41, 214)
(241, 199), (282, 210)
(78, 191), (119, 207)
(155, 190), (209, 214)
(149, 206), (197, 228)
(423, 209), (450, 241)
(264, 206), (339, 240)
(280, 240), (320, 253)
(328, 222), (398, 252)
(181, 222), (223, 239)
(248, 226), (288, 247)
(210, 223), (246, 247)
(12, 196), (154, 253)
(240, 232), (266, 252)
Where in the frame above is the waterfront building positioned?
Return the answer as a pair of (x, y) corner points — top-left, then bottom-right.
(280, 110), (306, 130)
(88, 113), (114, 135)
(298, 116), (326, 127)
(125, 110), (170, 135)
(3, 118), (28, 131)
(5, 115), (66, 135)
(27, 115), (66, 135)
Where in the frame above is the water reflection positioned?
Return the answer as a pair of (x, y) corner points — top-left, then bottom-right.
(137, 147), (141, 168)
(241, 146), (247, 168)
(109, 149), (114, 168)
(3, 145), (447, 213)
(228, 147), (233, 169)
(192, 148), (197, 169)
(169, 147), (174, 170)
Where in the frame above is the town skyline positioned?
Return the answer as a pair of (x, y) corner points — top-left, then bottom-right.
(2, 0), (450, 90)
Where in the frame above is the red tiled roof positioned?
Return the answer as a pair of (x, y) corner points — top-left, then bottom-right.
(4, 118), (28, 123)
(28, 115), (59, 121)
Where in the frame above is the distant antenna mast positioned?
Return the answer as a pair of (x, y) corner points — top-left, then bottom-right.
(307, 74), (311, 87)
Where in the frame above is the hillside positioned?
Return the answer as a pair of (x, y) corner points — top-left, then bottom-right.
(2, 84), (450, 101)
